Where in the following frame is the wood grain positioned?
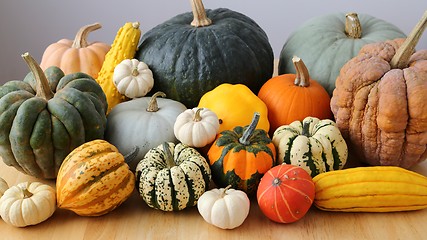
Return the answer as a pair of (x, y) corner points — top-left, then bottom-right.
(0, 157), (426, 240)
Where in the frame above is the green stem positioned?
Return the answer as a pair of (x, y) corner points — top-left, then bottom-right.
(162, 142), (176, 168)
(301, 121), (311, 137)
(22, 52), (54, 100)
(239, 112), (260, 145)
(146, 92), (166, 112)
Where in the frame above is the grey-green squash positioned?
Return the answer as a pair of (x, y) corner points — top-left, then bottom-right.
(135, 142), (211, 211)
(272, 117), (348, 178)
(135, 0), (274, 108)
(0, 52), (107, 179)
(278, 12), (406, 95)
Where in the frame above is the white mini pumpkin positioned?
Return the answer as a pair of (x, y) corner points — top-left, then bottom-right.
(197, 186), (250, 230)
(0, 181), (56, 227)
(113, 58), (154, 98)
(174, 108), (220, 148)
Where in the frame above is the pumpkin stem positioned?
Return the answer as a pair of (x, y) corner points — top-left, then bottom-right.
(123, 146), (140, 164)
(390, 10), (427, 69)
(22, 52), (54, 100)
(220, 185), (232, 198)
(21, 186), (33, 198)
(193, 108), (203, 122)
(292, 56), (310, 87)
(146, 91), (167, 112)
(162, 142), (176, 168)
(72, 22), (102, 48)
(272, 178), (281, 187)
(345, 13), (362, 39)
(190, 0), (212, 27)
(131, 67), (139, 77)
(301, 121), (311, 137)
(239, 112), (260, 145)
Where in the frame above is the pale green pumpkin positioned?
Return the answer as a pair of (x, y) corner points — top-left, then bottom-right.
(278, 12), (406, 95)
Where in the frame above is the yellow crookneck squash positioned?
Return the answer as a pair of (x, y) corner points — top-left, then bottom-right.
(97, 22), (141, 113)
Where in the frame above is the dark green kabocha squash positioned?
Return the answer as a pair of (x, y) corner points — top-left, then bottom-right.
(0, 53), (107, 179)
(135, 0), (274, 108)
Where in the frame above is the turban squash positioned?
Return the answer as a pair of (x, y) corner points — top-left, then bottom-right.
(135, 0), (274, 108)
(0, 53), (107, 179)
(330, 11), (427, 168)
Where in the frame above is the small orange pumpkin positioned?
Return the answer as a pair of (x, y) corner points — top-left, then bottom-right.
(40, 22), (110, 79)
(258, 56), (333, 136)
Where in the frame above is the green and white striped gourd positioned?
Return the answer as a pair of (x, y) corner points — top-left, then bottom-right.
(135, 142), (211, 211)
(272, 117), (348, 177)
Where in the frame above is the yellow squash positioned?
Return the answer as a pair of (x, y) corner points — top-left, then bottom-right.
(56, 140), (135, 216)
(97, 22), (141, 113)
(313, 166), (427, 212)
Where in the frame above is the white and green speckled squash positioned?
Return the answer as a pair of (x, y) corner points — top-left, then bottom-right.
(272, 117), (348, 177)
(278, 12), (406, 95)
(135, 142), (211, 211)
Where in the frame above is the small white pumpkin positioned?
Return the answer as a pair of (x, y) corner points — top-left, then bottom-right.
(113, 58), (154, 98)
(174, 107), (220, 148)
(0, 177), (8, 198)
(197, 186), (250, 230)
(0, 181), (56, 227)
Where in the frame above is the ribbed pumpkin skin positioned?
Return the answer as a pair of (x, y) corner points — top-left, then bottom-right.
(257, 164), (315, 223)
(56, 140), (135, 216)
(272, 117), (348, 177)
(207, 125), (276, 196)
(135, 8), (274, 108)
(0, 67), (107, 179)
(278, 13), (406, 95)
(313, 166), (427, 212)
(135, 142), (211, 211)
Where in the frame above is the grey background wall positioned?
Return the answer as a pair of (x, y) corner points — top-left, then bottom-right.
(0, 0), (426, 83)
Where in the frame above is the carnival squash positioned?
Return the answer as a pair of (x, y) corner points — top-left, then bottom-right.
(257, 164), (315, 223)
(208, 112), (276, 195)
(272, 117), (348, 177)
(135, 142), (211, 211)
(279, 12), (406, 95)
(40, 23), (110, 79)
(258, 56), (332, 136)
(0, 53), (107, 179)
(135, 0), (274, 108)
(105, 92), (187, 170)
(56, 140), (136, 216)
(330, 11), (427, 168)
(198, 83), (270, 133)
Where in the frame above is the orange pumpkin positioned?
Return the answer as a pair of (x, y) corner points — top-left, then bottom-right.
(258, 56), (333, 136)
(40, 22), (110, 79)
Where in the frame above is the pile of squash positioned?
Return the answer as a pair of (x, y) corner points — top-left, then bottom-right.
(0, 0), (426, 230)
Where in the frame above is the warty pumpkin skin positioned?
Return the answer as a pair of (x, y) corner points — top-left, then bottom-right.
(40, 23), (110, 79)
(56, 140), (135, 216)
(208, 113), (276, 196)
(0, 53), (107, 179)
(135, 0), (274, 108)
(278, 12), (406, 95)
(330, 12), (427, 168)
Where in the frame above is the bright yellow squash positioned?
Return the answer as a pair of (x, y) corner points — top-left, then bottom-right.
(97, 22), (141, 113)
(56, 140), (135, 216)
(313, 166), (427, 212)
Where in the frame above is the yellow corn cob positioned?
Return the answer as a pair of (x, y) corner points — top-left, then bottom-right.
(97, 21), (141, 113)
(313, 166), (427, 212)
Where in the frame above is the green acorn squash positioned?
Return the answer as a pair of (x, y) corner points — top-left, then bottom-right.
(135, 0), (274, 108)
(0, 53), (107, 179)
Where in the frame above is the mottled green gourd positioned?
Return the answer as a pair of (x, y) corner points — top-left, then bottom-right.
(0, 53), (107, 179)
(135, 0), (274, 108)
(278, 12), (406, 95)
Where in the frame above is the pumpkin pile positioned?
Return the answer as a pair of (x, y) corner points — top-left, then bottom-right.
(0, 0), (427, 230)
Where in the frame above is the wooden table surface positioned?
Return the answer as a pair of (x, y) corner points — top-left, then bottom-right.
(0, 156), (426, 240)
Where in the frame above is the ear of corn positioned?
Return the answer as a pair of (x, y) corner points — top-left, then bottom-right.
(313, 166), (427, 212)
(97, 22), (141, 113)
